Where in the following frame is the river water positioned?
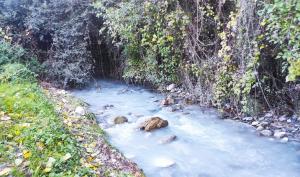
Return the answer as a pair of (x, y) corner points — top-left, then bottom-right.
(72, 80), (300, 177)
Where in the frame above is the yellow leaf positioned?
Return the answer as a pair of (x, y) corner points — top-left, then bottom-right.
(43, 167), (52, 173)
(36, 142), (44, 151)
(87, 156), (94, 162)
(61, 153), (72, 162)
(23, 150), (32, 159)
(89, 142), (97, 148)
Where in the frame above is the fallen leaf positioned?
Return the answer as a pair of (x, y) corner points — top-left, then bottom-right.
(15, 158), (23, 166)
(61, 153), (72, 162)
(36, 142), (44, 151)
(0, 167), (12, 176)
(86, 148), (93, 153)
(43, 167), (52, 173)
(1, 115), (11, 121)
(23, 150), (32, 159)
(89, 142), (97, 148)
(46, 157), (56, 168)
(20, 123), (30, 127)
(87, 156), (94, 162)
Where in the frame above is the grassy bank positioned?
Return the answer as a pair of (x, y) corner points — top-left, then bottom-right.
(0, 67), (93, 176)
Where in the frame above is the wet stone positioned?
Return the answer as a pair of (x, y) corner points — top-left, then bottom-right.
(114, 116), (128, 124)
(274, 131), (286, 139)
(140, 117), (168, 132)
(159, 135), (177, 144)
(260, 130), (273, 137)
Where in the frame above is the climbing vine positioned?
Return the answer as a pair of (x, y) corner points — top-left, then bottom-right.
(94, 0), (189, 85)
(259, 0), (300, 82)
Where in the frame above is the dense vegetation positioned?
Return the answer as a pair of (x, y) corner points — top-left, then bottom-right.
(0, 0), (299, 175)
(0, 0), (299, 117)
(93, 0), (300, 116)
(0, 39), (94, 176)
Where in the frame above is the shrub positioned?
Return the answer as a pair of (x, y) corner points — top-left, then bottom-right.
(94, 0), (189, 85)
(0, 63), (36, 83)
(259, 0), (300, 82)
(0, 41), (41, 74)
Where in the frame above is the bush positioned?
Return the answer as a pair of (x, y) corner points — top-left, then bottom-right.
(259, 0), (300, 82)
(94, 0), (189, 85)
(0, 41), (41, 74)
(0, 63), (36, 83)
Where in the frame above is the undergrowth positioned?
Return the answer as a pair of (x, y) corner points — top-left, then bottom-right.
(0, 39), (93, 176)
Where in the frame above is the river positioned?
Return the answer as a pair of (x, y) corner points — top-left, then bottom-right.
(72, 80), (300, 177)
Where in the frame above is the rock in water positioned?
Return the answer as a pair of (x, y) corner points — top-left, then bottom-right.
(140, 117), (168, 131)
(153, 157), (175, 168)
(280, 137), (289, 143)
(260, 129), (273, 137)
(114, 116), (128, 124)
(159, 135), (177, 144)
(243, 117), (253, 121)
(160, 96), (175, 106)
(274, 131), (286, 139)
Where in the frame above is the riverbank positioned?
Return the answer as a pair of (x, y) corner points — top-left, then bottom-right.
(158, 84), (300, 143)
(42, 82), (144, 177)
(0, 76), (143, 176)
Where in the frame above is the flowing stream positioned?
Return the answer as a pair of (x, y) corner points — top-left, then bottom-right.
(72, 80), (300, 177)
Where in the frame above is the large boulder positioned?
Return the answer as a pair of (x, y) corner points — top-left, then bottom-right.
(140, 117), (168, 131)
(114, 116), (128, 124)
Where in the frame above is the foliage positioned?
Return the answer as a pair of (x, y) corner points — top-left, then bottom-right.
(0, 41), (40, 74)
(260, 0), (300, 82)
(0, 42), (94, 176)
(0, 63), (36, 83)
(0, 82), (92, 176)
(94, 0), (189, 85)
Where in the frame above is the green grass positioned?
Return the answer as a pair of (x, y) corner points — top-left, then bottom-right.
(0, 81), (92, 176)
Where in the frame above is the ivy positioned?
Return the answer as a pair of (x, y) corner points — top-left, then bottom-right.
(259, 0), (300, 82)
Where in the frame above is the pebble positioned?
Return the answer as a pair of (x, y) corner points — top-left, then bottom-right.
(75, 106), (85, 116)
(280, 137), (289, 143)
(264, 112), (273, 118)
(260, 130), (273, 136)
(261, 121), (269, 127)
(274, 131), (286, 139)
(243, 117), (253, 121)
(278, 115), (287, 122)
(256, 126), (264, 131)
(159, 135), (177, 144)
(287, 119), (292, 123)
(166, 84), (176, 91)
(251, 121), (259, 126)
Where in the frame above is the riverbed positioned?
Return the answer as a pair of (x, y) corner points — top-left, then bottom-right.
(72, 80), (300, 177)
